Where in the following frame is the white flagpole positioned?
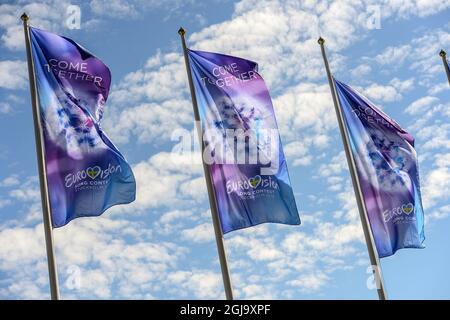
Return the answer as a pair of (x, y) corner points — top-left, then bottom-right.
(21, 13), (60, 300)
(318, 37), (387, 300)
(439, 50), (450, 86)
(178, 27), (234, 300)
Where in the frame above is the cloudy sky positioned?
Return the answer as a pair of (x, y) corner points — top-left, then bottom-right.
(0, 0), (450, 299)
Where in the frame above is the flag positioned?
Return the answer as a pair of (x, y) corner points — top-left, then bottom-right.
(334, 78), (425, 257)
(30, 27), (136, 227)
(188, 49), (300, 233)
(442, 50), (450, 86)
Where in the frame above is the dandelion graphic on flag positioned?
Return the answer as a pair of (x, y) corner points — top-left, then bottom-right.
(334, 78), (425, 257)
(187, 49), (300, 233)
(30, 27), (136, 227)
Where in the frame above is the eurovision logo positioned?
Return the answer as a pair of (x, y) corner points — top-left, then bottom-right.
(226, 175), (278, 194)
(65, 163), (121, 188)
(383, 202), (415, 223)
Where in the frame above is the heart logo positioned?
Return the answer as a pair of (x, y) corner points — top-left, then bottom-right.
(402, 203), (414, 215)
(249, 175), (262, 188)
(86, 166), (101, 179)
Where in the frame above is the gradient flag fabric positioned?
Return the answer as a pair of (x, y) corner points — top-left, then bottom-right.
(443, 53), (450, 86)
(334, 78), (425, 257)
(30, 27), (136, 227)
(188, 49), (300, 233)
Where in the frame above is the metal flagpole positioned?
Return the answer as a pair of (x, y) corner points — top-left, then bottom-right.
(439, 49), (450, 86)
(318, 37), (387, 300)
(178, 27), (234, 300)
(21, 13), (60, 300)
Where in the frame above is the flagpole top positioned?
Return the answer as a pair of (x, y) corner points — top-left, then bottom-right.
(318, 37), (325, 45)
(178, 27), (186, 36)
(20, 13), (29, 22)
(440, 49), (446, 57)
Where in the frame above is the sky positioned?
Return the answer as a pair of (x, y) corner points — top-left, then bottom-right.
(0, 0), (449, 300)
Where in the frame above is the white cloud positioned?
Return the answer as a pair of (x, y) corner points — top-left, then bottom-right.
(374, 45), (411, 66)
(89, 0), (139, 18)
(318, 151), (348, 191)
(0, 216), (190, 299)
(356, 24), (449, 92)
(154, 209), (196, 235)
(274, 83), (336, 139)
(390, 77), (415, 93)
(288, 272), (329, 292)
(194, 13), (207, 27)
(103, 54), (192, 144)
(0, 60), (27, 89)
(410, 26), (450, 80)
(418, 124), (450, 151)
(0, 102), (12, 113)
(383, 0), (450, 18)
(89, 0), (193, 19)
(9, 176), (40, 202)
(159, 210), (193, 225)
(427, 82), (450, 95)
(284, 140), (313, 166)
(181, 222), (214, 243)
(0, 224), (44, 269)
(115, 152), (203, 213)
(362, 83), (402, 103)
(0, 1), (72, 50)
(240, 283), (275, 299)
(0, 198), (11, 208)
(167, 270), (223, 299)
(272, 83), (336, 167)
(353, 77), (413, 104)
(427, 205), (450, 222)
(0, 175), (20, 187)
(350, 64), (372, 78)
(179, 177), (207, 202)
(406, 96), (440, 114)
(284, 133), (330, 167)
(423, 166), (450, 209)
(422, 153), (450, 209)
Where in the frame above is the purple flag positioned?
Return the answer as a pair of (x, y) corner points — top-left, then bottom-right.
(188, 49), (300, 233)
(30, 27), (136, 227)
(335, 78), (425, 257)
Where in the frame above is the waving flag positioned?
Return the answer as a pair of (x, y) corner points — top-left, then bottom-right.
(30, 27), (136, 227)
(187, 49), (300, 233)
(440, 50), (450, 86)
(334, 78), (425, 257)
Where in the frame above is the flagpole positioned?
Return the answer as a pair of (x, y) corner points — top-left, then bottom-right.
(21, 13), (60, 300)
(178, 27), (234, 300)
(318, 37), (387, 300)
(439, 49), (450, 86)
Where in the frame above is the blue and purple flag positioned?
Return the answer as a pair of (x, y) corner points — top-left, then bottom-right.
(30, 27), (136, 227)
(443, 53), (450, 86)
(188, 49), (300, 233)
(334, 78), (425, 257)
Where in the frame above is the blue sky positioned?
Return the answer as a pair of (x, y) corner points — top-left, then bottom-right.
(0, 0), (450, 299)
